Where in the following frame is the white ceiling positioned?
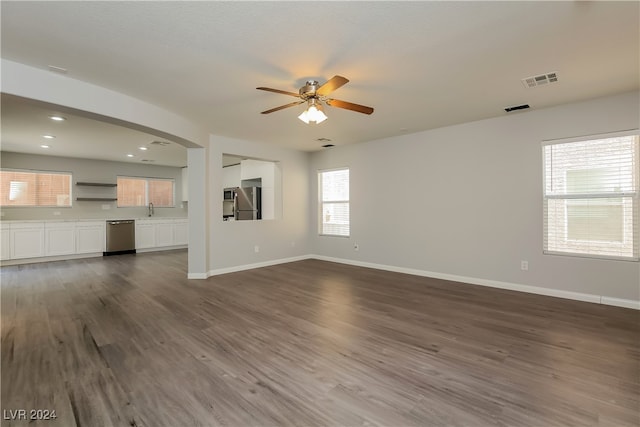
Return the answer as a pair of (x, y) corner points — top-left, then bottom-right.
(1, 94), (188, 167)
(1, 1), (638, 159)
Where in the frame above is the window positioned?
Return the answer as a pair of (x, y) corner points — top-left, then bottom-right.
(543, 132), (639, 260)
(319, 168), (349, 236)
(0, 169), (72, 207)
(117, 177), (174, 207)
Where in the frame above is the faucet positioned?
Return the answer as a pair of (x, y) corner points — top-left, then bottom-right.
(148, 202), (154, 217)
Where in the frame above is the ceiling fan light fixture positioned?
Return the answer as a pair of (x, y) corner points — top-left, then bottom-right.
(258, 75), (372, 121)
(298, 99), (327, 124)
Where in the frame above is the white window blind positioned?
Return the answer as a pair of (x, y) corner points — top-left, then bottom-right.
(0, 170), (72, 207)
(117, 177), (175, 207)
(543, 132), (639, 260)
(319, 168), (350, 237)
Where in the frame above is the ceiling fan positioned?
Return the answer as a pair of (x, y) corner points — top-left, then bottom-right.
(257, 75), (374, 124)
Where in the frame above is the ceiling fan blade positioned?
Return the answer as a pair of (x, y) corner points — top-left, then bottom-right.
(256, 87), (301, 98)
(261, 100), (305, 114)
(316, 75), (349, 96)
(326, 99), (374, 115)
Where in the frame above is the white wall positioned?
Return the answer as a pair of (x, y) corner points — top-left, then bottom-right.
(208, 136), (310, 273)
(1, 151), (187, 220)
(309, 91), (640, 302)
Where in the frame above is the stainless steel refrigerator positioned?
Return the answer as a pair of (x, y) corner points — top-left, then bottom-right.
(235, 187), (261, 220)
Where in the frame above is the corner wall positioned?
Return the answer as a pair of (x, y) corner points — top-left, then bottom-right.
(309, 91), (640, 304)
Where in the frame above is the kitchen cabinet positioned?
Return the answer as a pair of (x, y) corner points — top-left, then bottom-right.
(135, 221), (156, 249)
(135, 218), (188, 250)
(76, 221), (105, 254)
(174, 220), (188, 245)
(0, 224), (10, 261)
(155, 221), (174, 247)
(1, 218), (187, 264)
(10, 222), (45, 259)
(45, 222), (76, 256)
(222, 164), (241, 189)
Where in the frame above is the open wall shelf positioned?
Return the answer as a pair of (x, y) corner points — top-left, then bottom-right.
(76, 182), (117, 187)
(75, 182), (117, 202)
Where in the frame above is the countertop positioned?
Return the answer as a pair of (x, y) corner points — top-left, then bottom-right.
(0, 217), (188, 224)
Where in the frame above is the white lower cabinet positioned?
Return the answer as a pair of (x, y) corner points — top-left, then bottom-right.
(135, 218), (188, 250)
(1, 224), (11, 261)
(155, 221), (174, 247)
(45, 222), (76, 256)
(135, 221), (156, 249)
(11, 223), (45, 259)
(174, 220), (188, 246)
(76, 221), (105, 254)
(1, 218), (187, 263)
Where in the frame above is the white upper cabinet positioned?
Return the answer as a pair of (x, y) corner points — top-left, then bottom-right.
(222, 164), (241, 189)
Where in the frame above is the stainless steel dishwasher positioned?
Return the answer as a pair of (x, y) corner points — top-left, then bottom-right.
(105, 220), (136, 255)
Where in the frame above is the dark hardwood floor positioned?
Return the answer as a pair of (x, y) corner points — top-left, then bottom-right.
(1, 250), (638, 426)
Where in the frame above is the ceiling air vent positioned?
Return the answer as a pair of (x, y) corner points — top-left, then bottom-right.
(317, 138), (332, 142)
(522, 72), (558, 88)
(141, 159), (156, 163)
(504, 104), (530, 113)
(150, 140), (171, 146)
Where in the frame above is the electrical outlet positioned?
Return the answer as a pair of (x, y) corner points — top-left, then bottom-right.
(53, 211), (61, 216)
(354, 243), (359, 251)
(254, 245), (260, 253)
(102, 204), (111, 210)
(521, 260), (529, 271)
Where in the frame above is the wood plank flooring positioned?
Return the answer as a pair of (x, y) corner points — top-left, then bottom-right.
(1, 250), (638, 426)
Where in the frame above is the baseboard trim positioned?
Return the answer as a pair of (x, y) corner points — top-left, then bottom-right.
(193, 253), (638, 310)
(601, 296), (640, 310)
(207, 255), (311, 277)
(136, 245), (187, 253)
(1, 252), (102, 266)
(310, 255), (639, 310)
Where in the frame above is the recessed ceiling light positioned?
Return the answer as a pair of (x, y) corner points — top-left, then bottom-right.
(127, 154), (134, 158)
(49, 115), (66, 121)
(40, 145), (50, 149)
(42, 135), (55, 139)
(139, 147), (148, 151)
